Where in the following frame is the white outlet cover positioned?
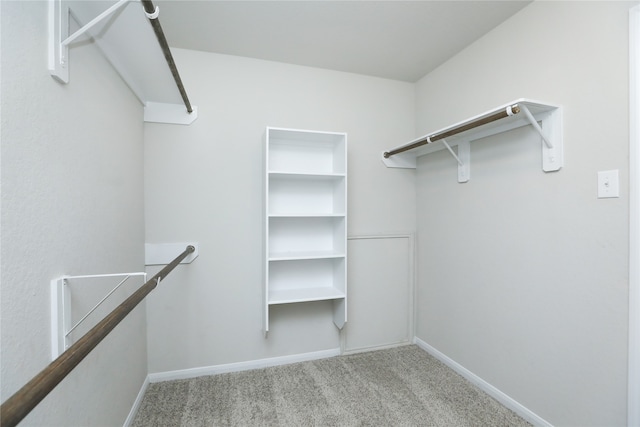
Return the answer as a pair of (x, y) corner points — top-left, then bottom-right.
(598, 170), (620, 198)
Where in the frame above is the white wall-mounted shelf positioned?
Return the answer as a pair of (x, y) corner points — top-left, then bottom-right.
(382, 99), (562, 182)
(264, 127), (347, 336)
(48, 0), (197, 125)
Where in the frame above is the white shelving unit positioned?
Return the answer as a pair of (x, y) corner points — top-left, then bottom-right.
(264, 127), (347, 335)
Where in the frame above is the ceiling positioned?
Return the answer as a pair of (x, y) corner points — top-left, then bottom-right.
(155, 1), (532, 82)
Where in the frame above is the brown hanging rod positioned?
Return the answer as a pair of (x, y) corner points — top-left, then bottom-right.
(141, 0), (193, 114)
(383, 104), (521, 158)
(0, 245), (196, 427)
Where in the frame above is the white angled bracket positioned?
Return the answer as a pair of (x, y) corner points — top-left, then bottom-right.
(48, 0), (132, 83)
(51, 277), (71, 359)
(440, 138), (470, 183)
(519, 104), (563, 172)
(51, 271), (146, 359)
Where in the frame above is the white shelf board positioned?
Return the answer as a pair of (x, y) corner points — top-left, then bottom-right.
(268, 287), (346, 305)
(49, 0), (197, 125)
(268, 213), (346, 218)
(268, 171), (346, 178)
(382, 98), (562, 176)
(267, 127), (347, 146)
(269, 250), (346, 261)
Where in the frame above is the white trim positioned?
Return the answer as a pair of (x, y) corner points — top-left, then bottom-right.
(413, 337), (552, 427)
(147, 348), (341, 383)
(122, 376), (150, 427)
(629, 4), (640, 427)
(341, 341), (412, 356)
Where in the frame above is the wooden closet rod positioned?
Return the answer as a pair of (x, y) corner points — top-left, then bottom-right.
(383, 104), (521, 158)
(141, 0), (193, 114)
(0, 245), (196, 427)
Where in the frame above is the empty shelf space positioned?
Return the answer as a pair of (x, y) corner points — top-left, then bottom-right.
(267, 130), (346, 175)
(267, 258), (346, 303)
(268, 176), (345, 216)
(268, 217), (346, 255)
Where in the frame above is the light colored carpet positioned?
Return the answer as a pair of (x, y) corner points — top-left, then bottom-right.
(132, 345), (531, 426)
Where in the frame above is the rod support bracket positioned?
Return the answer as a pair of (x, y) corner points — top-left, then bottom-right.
(519, 104), (563, 172)
(439, 138), (469, 183)
(456, 141), (470, 183)
(144, 5), (159, 20)
(48, 0), (132, 83)
(145, 242), (199, 265)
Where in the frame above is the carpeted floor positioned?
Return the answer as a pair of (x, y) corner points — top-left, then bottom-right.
(131, 345), (531, 426)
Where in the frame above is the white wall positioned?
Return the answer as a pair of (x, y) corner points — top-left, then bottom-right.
(144, 50), (415, 373)
(0, 2), (146, 425)
(414, 1), (633, 426)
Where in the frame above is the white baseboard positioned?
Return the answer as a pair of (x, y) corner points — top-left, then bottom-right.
(413, 337), (552, 427)
(123, 376), (150, 427)
(147, 348), (341, 383)
(342, 340), (412, 356)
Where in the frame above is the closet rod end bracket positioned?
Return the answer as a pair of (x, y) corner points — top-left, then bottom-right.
(381, 151), (416, 169)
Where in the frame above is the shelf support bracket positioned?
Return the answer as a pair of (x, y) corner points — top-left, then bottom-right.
(49, 0), (132, 83)
(51, 271), (147, 359)
(520, 104), (553, 149)
(519, 104), (563, 172)
(440, 138), (470, 183)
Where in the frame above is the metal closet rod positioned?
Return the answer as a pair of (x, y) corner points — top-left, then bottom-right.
(383, 104), (521, 158)
(141, 0), (193, 114)
(0, 245), (196, 427)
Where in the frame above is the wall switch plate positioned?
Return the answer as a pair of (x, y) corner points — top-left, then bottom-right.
(598, 170), (620, 198)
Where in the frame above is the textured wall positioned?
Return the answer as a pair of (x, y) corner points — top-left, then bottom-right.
(0, 1), (146, 425)
(143, 50), (416, 373)
(414, 2), (632, 425)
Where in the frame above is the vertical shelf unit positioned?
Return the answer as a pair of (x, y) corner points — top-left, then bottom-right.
(264, 127), (347, 335)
